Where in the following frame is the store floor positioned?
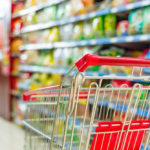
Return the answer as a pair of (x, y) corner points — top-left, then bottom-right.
(0, 118), (24, 150)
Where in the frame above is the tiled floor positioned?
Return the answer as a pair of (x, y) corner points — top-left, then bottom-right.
(0, 118), (24, 150)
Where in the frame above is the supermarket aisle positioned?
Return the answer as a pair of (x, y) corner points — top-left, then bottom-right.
(0, 118), (24, 150)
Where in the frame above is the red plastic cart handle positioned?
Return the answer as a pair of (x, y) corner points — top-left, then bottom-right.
(75, 54), (150, 72)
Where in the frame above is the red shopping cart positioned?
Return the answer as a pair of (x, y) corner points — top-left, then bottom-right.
(23, 54), (150, 150)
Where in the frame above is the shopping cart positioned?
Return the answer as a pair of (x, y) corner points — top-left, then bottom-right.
(23, 54), (150, 150)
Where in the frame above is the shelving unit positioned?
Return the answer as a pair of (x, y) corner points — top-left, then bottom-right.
(13, 0), (150, 34)
(12, 0), (66, 18)
(20, 34), (150, 50)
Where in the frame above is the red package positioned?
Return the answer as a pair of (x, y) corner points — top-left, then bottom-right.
(116, 20), (129, 36)
(12, 2), (24, 13)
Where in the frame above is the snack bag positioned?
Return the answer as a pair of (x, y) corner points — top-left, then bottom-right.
(25, 0), (36, 8)
(43, 5), (57, 21)
(43, 50), (54, 67)
(23, 12), (37, 26)
(128, 9), (143, 34)
(104, 14), (117, 37)
(54, 48), (64, 68)
(112, 0), (126, 6)
(73, 22), (84, 40)
(11, 18), (23, 35)
(83, 21), (94, 39)
(11, 38), (23, 52)
(92, 17), (104, 38)
(60, 24), (73, 41)
(142, 6), (150, 34)
(82, 0), (94, 11)
(12, 2), (24, 13)
(57, 2), (67, 19)
(116, 20), (129, 36)
(70, 0), (86, 15)
(48, 27), (60, 42)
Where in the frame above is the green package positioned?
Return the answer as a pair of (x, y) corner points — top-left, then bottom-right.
(83, 21), (94, 39)
(92, 16), (104, 38)
(128, 8), (143, 34)
(44, 5), (57, 21)
(57, 3), (66, 19)
(104, 14), (116, 37)
(73, 22), (84, 40)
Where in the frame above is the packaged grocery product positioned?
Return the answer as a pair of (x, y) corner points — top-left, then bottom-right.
(12, 2), (24, 13)
(99, 0), (112, 10)
(82, 0), (94, 7)
(112, 0), (126, 6)
(116, 20), (129, 36)
(65, 2), (72, 17)
(70, 0), (86, 15)
(83, 21), (94, 39)
(104, 14), (117, 37)
(73, 22), (84, 40)
(127, 0), (138, 3)
(142, 6), (150, 34)
(20, 50), (39, 65)
(99, 46), (124, 56)
(11, 38), (23, 52)
(92, 17), (104, 38)
(60, 24), (73, 41)
(40, 29), (50, 43)
(43, 50), (55, 67)
(48, 27), (60, 42)
(11, 77), (19, 90)
(57, 2), (67, 19)
(63, 48), (74, 68)
(27, 31), (41, 43)
(23, 12), (37, 26)
(11, 18), (23, 35)
(12, 58), (19, 75)
(99, 47), (127, 74)
(82, 0), (94, 12)
(25, 0), (37, 8)
(54, 48), (64, 67)
(43, 5), (57, 21)
(50, 74), (61, 85)
(128, 9), (143, 34)
(37, 51), (47, 65)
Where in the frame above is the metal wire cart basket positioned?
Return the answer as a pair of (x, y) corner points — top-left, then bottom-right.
(23, 54), (150, 150)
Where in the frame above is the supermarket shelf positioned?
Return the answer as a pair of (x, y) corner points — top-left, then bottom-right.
(12, 0), (65, 18)
(19, 65), (67, 74)
(21, 9), (109, 33)
(19, 64), (94, 75)
(20, 43), (53, 50)
(20, 0), (150, 34)
(20, 34), (150, 50)
(89, 100), (150, 118)
(19, 65), (150, 84)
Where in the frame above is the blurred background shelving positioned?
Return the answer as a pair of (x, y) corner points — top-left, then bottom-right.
(9, 0), (150, 134)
